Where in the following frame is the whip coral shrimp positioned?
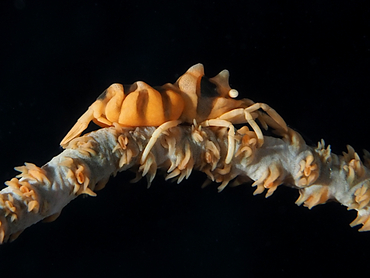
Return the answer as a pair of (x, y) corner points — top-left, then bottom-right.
(60, 64), (288, 164)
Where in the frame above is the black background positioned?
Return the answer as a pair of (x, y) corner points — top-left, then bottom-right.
(1, 0), (370, 277)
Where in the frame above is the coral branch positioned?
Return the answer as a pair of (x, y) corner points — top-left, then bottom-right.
(1, 122), (370, 243)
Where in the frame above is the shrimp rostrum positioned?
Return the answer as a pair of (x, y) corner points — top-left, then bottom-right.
(60, 64), (288, 164)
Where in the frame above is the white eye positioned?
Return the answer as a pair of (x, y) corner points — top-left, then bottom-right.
(228, 89), (238, 98)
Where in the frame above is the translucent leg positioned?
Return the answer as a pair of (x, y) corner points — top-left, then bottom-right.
(140, 120), (182, 164)
(201, 119), (235, 164)
(216, 108), (264, 147)
(244, 103), (288, 132)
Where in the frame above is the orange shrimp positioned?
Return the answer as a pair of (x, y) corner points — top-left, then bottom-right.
(60, 64), (288, 164)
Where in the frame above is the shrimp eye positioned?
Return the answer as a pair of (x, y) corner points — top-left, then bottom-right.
(228, 89), (239, 98)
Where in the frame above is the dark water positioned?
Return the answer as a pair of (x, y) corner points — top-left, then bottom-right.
(1, 1), (370, 277)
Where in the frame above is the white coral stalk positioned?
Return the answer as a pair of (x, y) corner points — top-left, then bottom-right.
(1, 123), (370, 243)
